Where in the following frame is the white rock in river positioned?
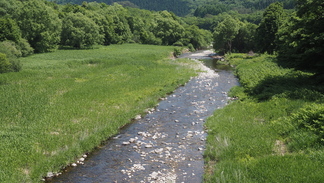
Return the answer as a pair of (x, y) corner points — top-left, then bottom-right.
(129, 138), (136, 143)
(46, 172), (54, 178)
(154, 148), (163, 154)
(150, 171), (159, 180)
(79, 157), (85, 162)
(135, 115), (141, 120)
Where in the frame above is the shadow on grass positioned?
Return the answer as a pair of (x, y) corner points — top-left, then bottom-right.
(250, 71), (324, 102)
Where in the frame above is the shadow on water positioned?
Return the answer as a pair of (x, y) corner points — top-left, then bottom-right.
(200, 58), (233, 72)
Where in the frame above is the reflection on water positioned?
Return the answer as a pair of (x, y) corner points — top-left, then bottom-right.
(200, 59), (233, 71)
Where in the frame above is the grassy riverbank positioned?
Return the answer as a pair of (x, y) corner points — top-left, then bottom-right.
(204, 54), (324, 182)
(0, 44), (196, 182)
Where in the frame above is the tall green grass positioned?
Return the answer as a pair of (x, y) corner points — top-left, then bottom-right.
(204, 54), (324, 183)
(0, 44), (196, 182)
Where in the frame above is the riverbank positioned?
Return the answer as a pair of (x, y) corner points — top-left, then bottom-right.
(0, 44), (198, 182)
(204, 54), (324, 182)
(49, 49), (238, 182)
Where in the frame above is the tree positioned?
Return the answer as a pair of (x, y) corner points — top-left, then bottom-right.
(277, 0), (324, 74)
(0, 18), (21, 43)
(61, 12), (103, 48)
(256, 2), (285, 54)
(99, 3), (132, 44)
(213, 16), (240, 54)
(232, 21), (257, 52)
(184, 25), (212, 50)
(14, 0), (62, 53)
(153, 11), (185, 45)
(194, 4), (229, 18)
(0, 0), (21, 17)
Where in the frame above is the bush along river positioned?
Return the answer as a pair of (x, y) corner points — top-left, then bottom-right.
(49, 50), (239, 183)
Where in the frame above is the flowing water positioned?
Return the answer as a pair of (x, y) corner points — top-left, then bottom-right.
(49, 50), (239, 183)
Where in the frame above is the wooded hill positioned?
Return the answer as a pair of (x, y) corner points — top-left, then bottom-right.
(49, 0), (295, 16)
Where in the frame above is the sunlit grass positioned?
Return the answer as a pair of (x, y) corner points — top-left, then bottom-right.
(0, 44), (196, 182)
(204, 54), (324, 183)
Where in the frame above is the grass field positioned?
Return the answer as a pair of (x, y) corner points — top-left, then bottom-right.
(0, 44), (197, 182)
(204, 54), (324, 182)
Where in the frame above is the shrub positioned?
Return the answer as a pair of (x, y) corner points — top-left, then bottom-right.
(294, 104), (324, 143)
(0, 40), (21, 57)
(274, 104), (324, 151)
(0, 53), (11, 73)
(187, 43), (195, 52)
(0, 41), (22, 72)
(173, 47), (182, 57)
(17, 38), (34, 57)
(172, 41), (183, 47)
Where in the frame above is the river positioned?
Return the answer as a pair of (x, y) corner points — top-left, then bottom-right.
(49, 50), (239, 183)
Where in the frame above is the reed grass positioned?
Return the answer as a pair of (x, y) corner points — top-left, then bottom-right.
(0, 44), (196, 182)
(204, 54), (324, 183)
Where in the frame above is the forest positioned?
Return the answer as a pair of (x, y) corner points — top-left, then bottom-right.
(0, 0), (213, 74)
(1, 0), (322, 75)
(49, 0), (296, 16)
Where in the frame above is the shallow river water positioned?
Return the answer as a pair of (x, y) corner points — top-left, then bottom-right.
(50, 50), (239, 183)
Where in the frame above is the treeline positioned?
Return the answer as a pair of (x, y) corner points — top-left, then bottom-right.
(0, 0), (212, 73)
(49, 0), (191, 16)
(193, 0), (294, 18)
(49, 0), (295, 17)
(213, 0), (324, 75)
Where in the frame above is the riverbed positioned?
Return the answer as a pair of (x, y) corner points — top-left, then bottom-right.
(49, 50), (239, 183)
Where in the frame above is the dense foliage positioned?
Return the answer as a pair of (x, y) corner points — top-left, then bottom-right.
(277, 0), (324, 74)
(49, 0), (295, 16)
(213, 15), (240, 54)
(256, 2), (285, 54)
(211, 0), (323, 77)
(0, 0), (212, 73)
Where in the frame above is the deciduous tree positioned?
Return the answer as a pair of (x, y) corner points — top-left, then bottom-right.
(0, 18), (21, 44)
(14, 0), (62, 52)
(153, 11), (185, 45)
(61, 12), (103, 48)
(213, 16), (240, 54)
(232, 21), (257, 52)
(256, 2), (284, 54)
(277, 0), (324, 74)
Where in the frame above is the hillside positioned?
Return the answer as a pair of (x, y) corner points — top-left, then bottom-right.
(48, 0), (295, 16)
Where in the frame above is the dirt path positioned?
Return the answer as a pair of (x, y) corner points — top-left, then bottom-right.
(50, 50), (238, 183)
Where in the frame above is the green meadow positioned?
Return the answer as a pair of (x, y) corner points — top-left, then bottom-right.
(0, 44), (197, 182)
(204, 54), (324, 182)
